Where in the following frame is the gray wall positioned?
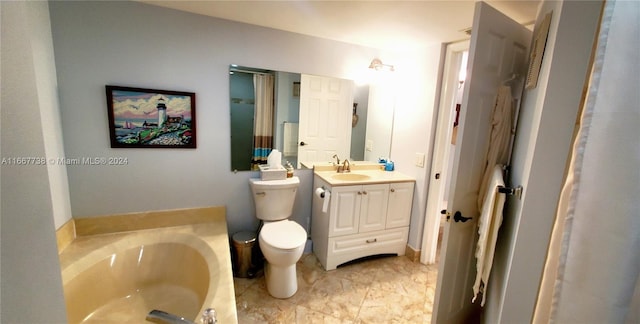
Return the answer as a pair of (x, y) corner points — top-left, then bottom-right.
(1, 1), (68, 322)
(48, 1), (400, 235)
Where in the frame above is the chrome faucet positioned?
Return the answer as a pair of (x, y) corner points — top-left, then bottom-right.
(147, 308), (217, 324)
(147, 310), (194, 324)
(342, 159), (351, 173)
(201, 308), (217, 324)
(337, 159), (351, 173)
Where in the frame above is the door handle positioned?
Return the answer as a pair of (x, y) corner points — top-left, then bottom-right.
(454, 211), (472, 223)
(299, 141), (307, 146)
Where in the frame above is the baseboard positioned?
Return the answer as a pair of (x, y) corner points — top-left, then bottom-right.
(405, 244), (420, 262)
(56, 219), (76, 254)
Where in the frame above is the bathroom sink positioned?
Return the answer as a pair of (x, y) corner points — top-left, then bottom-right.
(331, 173), (371, 181)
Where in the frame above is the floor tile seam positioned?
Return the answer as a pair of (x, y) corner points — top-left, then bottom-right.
(308, 274), (371, 321)
(352, 278), (375, 322)
(293, 303), (347, 323)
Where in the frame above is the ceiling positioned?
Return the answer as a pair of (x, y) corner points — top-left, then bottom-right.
(139, 0), (540, 50)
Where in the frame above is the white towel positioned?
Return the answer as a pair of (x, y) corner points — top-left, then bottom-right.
(472, 164), (506, 306)
(283, 122), (299, 157)
(477, 86), (513, 210)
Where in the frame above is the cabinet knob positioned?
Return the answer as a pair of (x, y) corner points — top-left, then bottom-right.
(362, 191), (367, 195)
(357, 191), (362, 195)
(390, 188), (395, 192)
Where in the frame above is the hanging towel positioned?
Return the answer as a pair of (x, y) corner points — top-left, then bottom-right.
(283, 122), (299, 157)
(472, 164), (506, 306)
(477, 85), (513, 210)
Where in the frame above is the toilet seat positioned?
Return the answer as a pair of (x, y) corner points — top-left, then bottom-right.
(260, 220), (306, 250)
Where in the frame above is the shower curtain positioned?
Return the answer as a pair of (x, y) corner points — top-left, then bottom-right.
(534, 1), (640, 322)
(251, 73), (274, 170)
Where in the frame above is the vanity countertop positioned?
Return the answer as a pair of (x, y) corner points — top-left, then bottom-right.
(314, 168), (415, 186)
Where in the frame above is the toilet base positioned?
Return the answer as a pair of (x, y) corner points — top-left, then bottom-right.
(264, 262), (298, 299)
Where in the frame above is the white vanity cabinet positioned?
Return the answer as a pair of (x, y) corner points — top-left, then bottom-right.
(329, 184), (389, 236)
(311, 175), (415, 270)
(386, 182), (415, 228)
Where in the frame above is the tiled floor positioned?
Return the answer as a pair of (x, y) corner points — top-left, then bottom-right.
(233, 253), (438, 323)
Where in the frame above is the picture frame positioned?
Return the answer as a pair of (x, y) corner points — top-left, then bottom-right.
(105, 85), (196, 148)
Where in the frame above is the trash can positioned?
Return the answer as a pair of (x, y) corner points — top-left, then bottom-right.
(231, 231), (257, 278)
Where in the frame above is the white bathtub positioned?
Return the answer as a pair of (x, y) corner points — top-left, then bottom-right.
(59, 222), (237, 323)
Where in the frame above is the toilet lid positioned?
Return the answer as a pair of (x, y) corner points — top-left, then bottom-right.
(260, 220), (306, 250)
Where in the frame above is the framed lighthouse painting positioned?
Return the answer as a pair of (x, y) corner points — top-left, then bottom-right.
(105, 85), (196, 148)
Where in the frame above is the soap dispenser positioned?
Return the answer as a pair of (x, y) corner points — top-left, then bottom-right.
(285, 161), (294, 178)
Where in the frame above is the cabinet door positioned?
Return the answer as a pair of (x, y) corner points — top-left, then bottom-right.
(386, 182), (414, 228)
(328, 185), (361, 237)
(359, 184), (389, 233)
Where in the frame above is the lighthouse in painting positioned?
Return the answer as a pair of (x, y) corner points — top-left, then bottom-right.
(156, 97), (167, 127)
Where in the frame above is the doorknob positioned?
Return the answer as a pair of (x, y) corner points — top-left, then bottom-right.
(299, 141), (307, 146)
(453, 211), (472, 223)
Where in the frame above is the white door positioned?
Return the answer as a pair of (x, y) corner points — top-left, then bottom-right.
(421, 41), (470, 264)
(298, 74), (354, 165)
(432, 2), (531, 323)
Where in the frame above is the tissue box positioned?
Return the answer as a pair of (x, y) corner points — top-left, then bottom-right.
(259, 165), (287, 180)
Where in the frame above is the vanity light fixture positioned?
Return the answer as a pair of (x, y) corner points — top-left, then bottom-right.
(369, 58), (395, 72)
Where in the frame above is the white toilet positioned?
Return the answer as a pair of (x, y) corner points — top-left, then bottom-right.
(249, 176), (307, 298)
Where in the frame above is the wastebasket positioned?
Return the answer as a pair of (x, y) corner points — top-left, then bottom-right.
(231, 231), (257, 278)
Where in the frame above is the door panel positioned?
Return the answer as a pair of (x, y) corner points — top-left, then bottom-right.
(358, 184), (389, 233)
(387, 182), (415, 229)
(432, 2), (531, 323)
(298, 74), (353, 165)
(328, 186), (360, 237)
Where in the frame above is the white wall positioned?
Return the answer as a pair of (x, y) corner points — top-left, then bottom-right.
(31, 0), (72, 230)
(484, 0), (603, 322)
(0, 1), (68, 321)
(49, 1), (442, 248)
(390, 48), (444, 249)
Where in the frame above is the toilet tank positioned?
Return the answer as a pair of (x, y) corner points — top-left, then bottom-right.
(249, 177), (300, 221)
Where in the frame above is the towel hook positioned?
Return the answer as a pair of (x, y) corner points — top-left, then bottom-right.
(498, 185), (523, 200)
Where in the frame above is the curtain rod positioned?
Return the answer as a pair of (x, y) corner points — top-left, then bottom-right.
(230, 68), (273, 75)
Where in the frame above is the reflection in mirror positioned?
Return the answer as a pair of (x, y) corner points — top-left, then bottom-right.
(229, 65), (379, 172)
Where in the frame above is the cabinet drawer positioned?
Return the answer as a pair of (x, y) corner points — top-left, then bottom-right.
(324, 227), (409, 269)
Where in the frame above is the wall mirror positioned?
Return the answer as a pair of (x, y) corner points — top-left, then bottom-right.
(229, 65), (391, 172)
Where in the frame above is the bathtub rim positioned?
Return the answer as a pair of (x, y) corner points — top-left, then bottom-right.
(59, 221), (237, 323)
